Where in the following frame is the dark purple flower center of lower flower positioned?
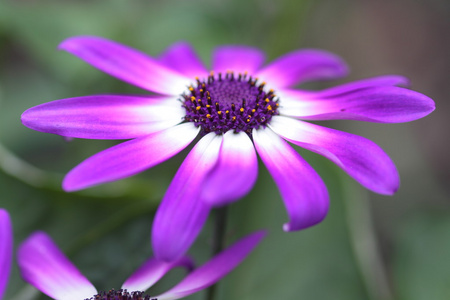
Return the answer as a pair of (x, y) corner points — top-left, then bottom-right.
(182, 71), (279, 134)
(85, 289), (155, 300)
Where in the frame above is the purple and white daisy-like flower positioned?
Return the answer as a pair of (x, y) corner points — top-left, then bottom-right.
(17, 230), (264, 300)
(0, 209), (13, 300)
(21, 36), (435, 262)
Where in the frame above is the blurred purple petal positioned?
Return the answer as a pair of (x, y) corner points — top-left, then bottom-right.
(201, 131), (258, 206)
(59, 36), (192, 95)
(63, 123), (199, 191)
(152, 133), (223, 262)
(21, 95), (185, 139)
(17, 232), (97, 300)
(159, 42), (209, 79)
(279, 85), (435, 123)
(0, 209), (12, 299)
(270, 116), (400, 195)
(122, 256), (194, 292)
(212, 45), (265, 74)
(301, 75), (410, 97)
(256, 49), (348, 89)
(156, 231), (266, 300)
(253, 127), (329, 231)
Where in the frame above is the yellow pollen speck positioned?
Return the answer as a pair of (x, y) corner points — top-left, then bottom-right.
(225, 110), (229, 114)
(251, 109), (256, 113)
(276, 103), (279, 107)
(269, 89), (274, 93)
(190, 96), (196, 101)
(195, 77), (199, 80)
(196, 106), (201, 111)
(240, 108), (244, 112)
(232, 116), (236, 121)
(210, 71), (214, 76)
(206, 114), (212, 118)
(189, 87), (194, 91)
(248, 115), (252, 118)
(265, 98), (270, 103)
(246, 118), (250, 122)
(267, 105), (273, 111)
(218, 111), (222, 115)
(199, 89), (203, 92)
(206, 104), (211, 108)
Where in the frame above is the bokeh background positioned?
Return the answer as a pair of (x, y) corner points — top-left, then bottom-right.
(1, 0), (449, 299)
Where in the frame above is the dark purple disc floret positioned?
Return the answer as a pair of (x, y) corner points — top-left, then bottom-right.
(182, 71), (279, 135)
(86, 289), (156, 300)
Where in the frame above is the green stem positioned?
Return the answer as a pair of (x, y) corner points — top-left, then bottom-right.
(205, 206), (229, 300)
(0, 142), (61, 189)
(342, 177), (394, 300)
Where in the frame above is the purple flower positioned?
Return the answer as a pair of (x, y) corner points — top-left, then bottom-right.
(17, 230), (265, 300)
(21, 36), (435, 261)
(0, 209), (13, 300)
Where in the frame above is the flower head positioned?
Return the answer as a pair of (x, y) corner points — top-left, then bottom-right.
(21, 36), (435, 261)
(0, 209), (13, 300)
(17, 230), (265, 300)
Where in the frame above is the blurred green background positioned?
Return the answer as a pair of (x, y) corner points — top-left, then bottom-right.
(0, 0), (449, 299)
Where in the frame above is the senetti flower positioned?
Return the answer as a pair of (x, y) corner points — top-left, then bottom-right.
(17, 230), (264, 300)
(0, 209), (13, 300)
(21, 36), (435, 261)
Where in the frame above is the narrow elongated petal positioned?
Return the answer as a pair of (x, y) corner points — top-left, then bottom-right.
(279, 86), (435, 123)
(269, 116), (399, 195)
(253, 127), (329, 231)
(256, 49), (348, 89)
(201, 131), (258, 206)
(21, 95), (184, 139)
(152, 133), (222, 262)
(63, 123), (200, 191)
(122, 256), (194, 292)
(59, 36), (192, 95)
(212, 46), (265, 74)
(0, 209), (12, 299)
(156, 231), (266, 300)
(159, 42), (209, 79)
(17, 232), (97, 300)
(307, 75), (410, 97)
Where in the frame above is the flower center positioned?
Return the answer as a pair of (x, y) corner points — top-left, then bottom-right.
(182, 71), (279, 135)
(85, 289), (155, 300)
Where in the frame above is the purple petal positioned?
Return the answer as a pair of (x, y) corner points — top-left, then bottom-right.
(279, 85), (435, 123)
(0, 209), (12, 299)
(159, 42), (209, 79)
(156, 231), (266, 300)
(21, 95), (185, 139)
(253, 127), (329, 231)
(63, 123), (199, 191)
(309, 75), (410, 97)
(212, 45), (265, 74)
(201, 131), (258, 206)
(269, 116), (399, 195)
(17, 232), (97, 300)
(255, 49), (348, 89)
(152, 133), (223, 262)
(59, 36), (192, 95)
(122, 256), (194, 292)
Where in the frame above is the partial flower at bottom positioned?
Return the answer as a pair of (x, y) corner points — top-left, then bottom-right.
(17, 230), (265, 300)
(21, 36), (435, 262)
(0, 209), (13, 300)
